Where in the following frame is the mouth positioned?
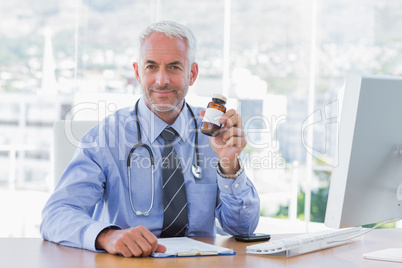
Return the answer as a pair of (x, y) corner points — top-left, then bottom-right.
(150, 86), (177, 97)
(152, 90), (175, 98)
(153, 90), (174, 94)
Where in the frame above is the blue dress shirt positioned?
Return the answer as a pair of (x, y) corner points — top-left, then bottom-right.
(40, 98), (260, 252)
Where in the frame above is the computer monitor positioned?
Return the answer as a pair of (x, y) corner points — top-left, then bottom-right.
(325, 74), (402, 229)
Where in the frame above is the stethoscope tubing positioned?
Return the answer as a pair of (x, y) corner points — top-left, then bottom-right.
(127, 99), (201, 216)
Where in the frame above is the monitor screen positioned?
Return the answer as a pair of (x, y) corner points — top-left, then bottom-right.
(325, 74), (402, 229)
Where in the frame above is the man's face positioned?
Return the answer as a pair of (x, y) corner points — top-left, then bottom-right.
(134, 32), (198, 114)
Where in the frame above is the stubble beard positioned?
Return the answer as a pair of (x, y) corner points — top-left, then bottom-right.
(144, 85), (186, 113)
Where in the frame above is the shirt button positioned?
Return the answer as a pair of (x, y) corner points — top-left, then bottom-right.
(235, 183), (239, 188)
(225, 185), (229, 189)
(243, 206), (247, 209)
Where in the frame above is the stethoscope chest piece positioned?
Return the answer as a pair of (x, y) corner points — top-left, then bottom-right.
(192, 164), (203, 179)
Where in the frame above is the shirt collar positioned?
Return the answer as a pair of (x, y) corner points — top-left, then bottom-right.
(137, 98), (192, 144)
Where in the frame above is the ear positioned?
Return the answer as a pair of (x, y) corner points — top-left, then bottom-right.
(189, 62), (199, 86)
(133, 62), (141, 84)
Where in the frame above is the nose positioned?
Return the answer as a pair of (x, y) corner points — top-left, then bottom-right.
(155, 69), (170, 86)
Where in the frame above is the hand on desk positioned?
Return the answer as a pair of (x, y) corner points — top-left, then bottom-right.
(95, 226), (166, 257)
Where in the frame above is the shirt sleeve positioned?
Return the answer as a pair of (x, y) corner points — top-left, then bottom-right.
(215, 168), (260, 235)
(40, 130), (120, 252)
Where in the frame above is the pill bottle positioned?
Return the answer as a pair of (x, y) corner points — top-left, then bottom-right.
(201, 94), (227, 137)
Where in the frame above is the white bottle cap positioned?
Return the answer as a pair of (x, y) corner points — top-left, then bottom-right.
(212, 94), (227, 103)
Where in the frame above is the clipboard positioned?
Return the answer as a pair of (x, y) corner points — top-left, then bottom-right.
(150, 237), (236, 258)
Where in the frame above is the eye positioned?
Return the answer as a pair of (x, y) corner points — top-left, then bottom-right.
(145, 65), (156, 70)
(169, 65), (181, 70)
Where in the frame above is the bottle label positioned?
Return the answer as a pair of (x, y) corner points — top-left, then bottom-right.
(203, 108), (224, 126)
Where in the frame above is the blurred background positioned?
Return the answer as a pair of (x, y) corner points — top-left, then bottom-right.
(1, 0), (402, 237)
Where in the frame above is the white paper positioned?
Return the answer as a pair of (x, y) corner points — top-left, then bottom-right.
(363, 248), (402, 263)
(151, 237), (234, 258)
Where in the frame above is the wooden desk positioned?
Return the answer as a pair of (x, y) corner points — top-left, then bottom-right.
(2, 229), (402, 268)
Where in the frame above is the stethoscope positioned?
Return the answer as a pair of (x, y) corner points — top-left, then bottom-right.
(127, 99), (203, 216)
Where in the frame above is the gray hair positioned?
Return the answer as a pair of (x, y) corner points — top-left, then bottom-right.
(138, 20), (197, 64)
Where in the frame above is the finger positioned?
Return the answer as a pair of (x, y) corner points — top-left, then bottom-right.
(128, 239), (152, 257)
(119, 232), (143, 257)
(222, 127), (246, 142)
(119, 248), (133, 258)
(127, 226), (157, 257)
(199, 110), (206, 120)
(156, 244), (167, 253)
(224, 135), (247, 149)
(226, 138), (246, 149)
(136, 226), (160, 253)
(219, 109), (237, 126)
(221, 113), (242, 132)
(115, 239), (135, 258)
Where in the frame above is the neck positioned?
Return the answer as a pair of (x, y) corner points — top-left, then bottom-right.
(145, 101), (185, 125)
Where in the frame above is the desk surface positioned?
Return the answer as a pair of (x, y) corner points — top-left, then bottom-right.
(2, 229), (402, 268)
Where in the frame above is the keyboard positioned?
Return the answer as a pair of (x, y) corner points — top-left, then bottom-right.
(246, 227), (363, 257)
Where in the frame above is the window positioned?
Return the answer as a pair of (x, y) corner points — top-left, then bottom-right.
(1, 0), (402, 238)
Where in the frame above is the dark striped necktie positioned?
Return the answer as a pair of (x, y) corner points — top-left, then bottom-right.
(160, 127), (188, 237)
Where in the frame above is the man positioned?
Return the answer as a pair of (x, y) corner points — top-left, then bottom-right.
(40, 20), (260, 258)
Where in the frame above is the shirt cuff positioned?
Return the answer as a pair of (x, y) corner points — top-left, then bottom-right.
(216, 158), (244, 179)
(83, 221), (121, 252)
(217, 168), (247, 195)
